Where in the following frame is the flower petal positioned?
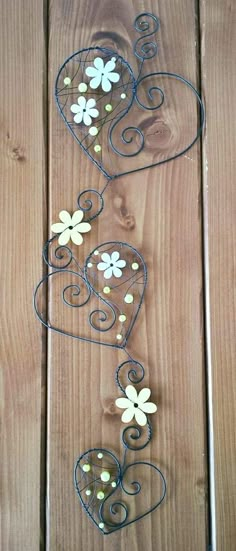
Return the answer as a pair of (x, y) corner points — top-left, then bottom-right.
(125, 385), (138, 402)
(101, 76), (112, 92)
(71, 230), (83, 245)
(94, 57), (104, 71)
(74, 112), (83, 124)
(88, 108), (99, 119)
(77, 222), (91, 234)
(51, 222), (66, 234)
(70, 103), (80, 114)
(83, 112), (92, 126)
(58, 228), (71, 246)
(138, 388), (151, 404)
(77, 96), (86, 108)
(97, 262), (109, 271)
(134, 408), (147, 426)
(113, 267), (122, 278)
(89, 75), (102, 89)
(107, 72), (120, 83)
(140, 402), (157, 414)
(86, 98), (96, 109)
(101, 253), (111, 264)
(59, 210), (72, 225)
(116, 260), (126, 268)
(104, 59), (116, 72)
(104, 267), (113, 279)
(111, 251), (120, 262)
(85, 66), (98, 77)
(71, 210), (84, 226)
(121, 407), (135, 424)
(115, 397), (132, 409)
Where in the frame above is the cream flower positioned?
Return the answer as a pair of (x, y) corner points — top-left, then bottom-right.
(85, 57), (120, 92)
(51, 210), (91, 246)
(70, 96), (99, 126)
(115, 385), (157, 427)
(97, 251), (126, 279)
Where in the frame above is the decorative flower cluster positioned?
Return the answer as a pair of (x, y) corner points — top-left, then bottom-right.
(69, 56), (120, 130)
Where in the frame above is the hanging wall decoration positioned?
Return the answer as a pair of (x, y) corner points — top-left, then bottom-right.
(34, 10), (204, 535)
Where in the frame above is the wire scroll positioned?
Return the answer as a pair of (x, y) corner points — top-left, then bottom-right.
(55, 11), (204, 221)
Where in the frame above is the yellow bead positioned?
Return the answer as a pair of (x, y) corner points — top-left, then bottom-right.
(105, 103), (113, 112)
(82, 463), (91, 472)
(101, 471), (110, 482)
(99, 522), (104, 529)
(116, 334), (122, 341)
(111, 481), (117, 488)
(103, 286), (111, 294)
(87, 262), (93, 268)
(97, 490), (105, 500)
(94, 250), (99, 255)
(85, 489), (91, 496)
(97, 452), (103, 459)
(120, 93), (126, 99)
(94, 144), (102, 153)
(78, 82), (88, 93)
(89, 126), (98, 136)
(132, 262), (139, 270)
(124, 294), (134, 304)
(64, 77), (71, 86)
(119, 314), (126, 323)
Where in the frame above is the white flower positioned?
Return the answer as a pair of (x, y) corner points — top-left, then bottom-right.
(51, 210), (91, 246)
(97, 251), (126, 279)
(115, 385), (157, 427)
(85, 57), (120, 92)
(70, 96), (99, 126)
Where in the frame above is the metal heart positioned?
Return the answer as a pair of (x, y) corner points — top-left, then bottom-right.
(74, 448), (166, 534)
(55, 47), (204, 180)
(34, 241), (147, 348)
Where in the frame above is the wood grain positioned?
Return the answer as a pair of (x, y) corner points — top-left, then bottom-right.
(0, 1), (47, 550)
(47, 1), (207, 550)
(201, 0), (236, 548)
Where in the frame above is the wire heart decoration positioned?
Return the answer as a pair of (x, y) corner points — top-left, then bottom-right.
(33, 10), (205, 534)
(34, 239), (147, 348)
(74, 360), (166, 534)
(55, 12), (204, 221)
(75, 448), (166, 534)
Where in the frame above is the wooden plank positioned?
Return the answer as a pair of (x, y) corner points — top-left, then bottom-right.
(0, 1), (47, 550)
(200, 0), (236, 548)
(47, 0), (207, 549)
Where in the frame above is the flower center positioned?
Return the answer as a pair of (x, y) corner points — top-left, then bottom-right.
(68, 226), (73, 230)
(134, 403), (138, 408)
(110, 263), (113, 267)
(83, 109), (86, 112)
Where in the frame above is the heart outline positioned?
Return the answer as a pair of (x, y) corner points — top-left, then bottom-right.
(34, 241), (147, 349)
(55, 47), (204, 180)
(74, 447), (166, 534)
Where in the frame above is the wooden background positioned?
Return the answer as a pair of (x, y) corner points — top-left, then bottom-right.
(0, 0), (235, 550)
